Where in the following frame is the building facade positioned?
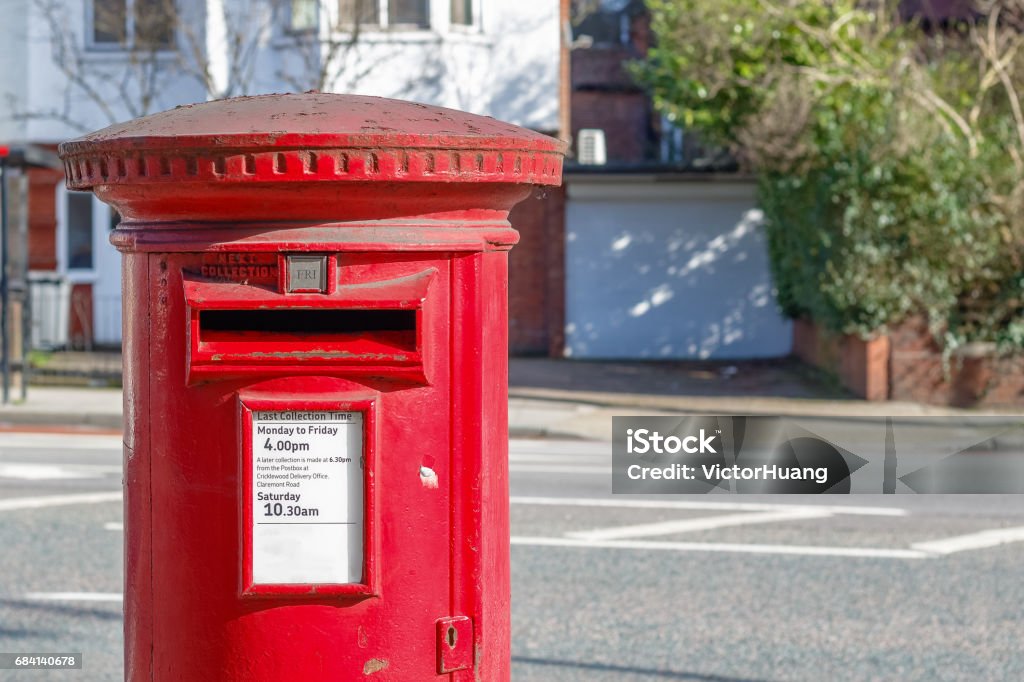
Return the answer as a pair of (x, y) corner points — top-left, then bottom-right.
(563, 0), (792, 360)
(1, 0), (566, 347)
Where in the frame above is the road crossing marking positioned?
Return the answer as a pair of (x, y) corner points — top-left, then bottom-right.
(511, 497), (1024, 559)
(0, 463), (119, 480)
(0, 433), (122, 450)
(510, 496), (908, 516)
(911, 526), (1024, 555)
(509, 464), (609, 474)
(511, 536), (931, 560)
(24, 592), (122, 602)
(509, 454), (607, 463)
(0, 492), (122, 511)
(566, 508), (835, 541)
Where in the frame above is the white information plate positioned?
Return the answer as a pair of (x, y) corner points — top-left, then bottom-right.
(251, 410), (363, 585)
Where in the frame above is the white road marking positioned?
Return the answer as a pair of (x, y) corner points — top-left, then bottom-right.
(24, 592), (122, 602)
(567, 508), (835, 541)
(104, 522), (123, 531)
(0, 463), (118, 480)
(0, 434), (122, 450)
(510, 496), (908, 517)
(509, 454), (607, 463)
(511, 536), (931, 559)
(509, 465), (608, 474)
(911, 526), (1024, 555)
(510, 439), (608, 452)
(0, 492), (122, 511)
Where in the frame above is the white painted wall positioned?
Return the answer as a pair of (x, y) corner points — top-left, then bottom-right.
(565, 176), (793, 360)
(20, 0), (209, 142)
(5, 0), (560, 143)
(257, 0), (561, 131)
(2, 0), (562, 346)
(0, 0), (30, 142)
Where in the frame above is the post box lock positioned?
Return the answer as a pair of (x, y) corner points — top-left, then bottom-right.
(436, 616), (473, 674)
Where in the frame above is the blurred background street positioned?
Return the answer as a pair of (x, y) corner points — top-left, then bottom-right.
(2, 423), (1024, 681)
(4, 0), (1024, 679)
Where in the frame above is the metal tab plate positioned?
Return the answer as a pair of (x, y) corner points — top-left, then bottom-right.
(287, 254), (328, 293)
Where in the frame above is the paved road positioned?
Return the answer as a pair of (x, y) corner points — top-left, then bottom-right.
(1, 432), (1023, 681)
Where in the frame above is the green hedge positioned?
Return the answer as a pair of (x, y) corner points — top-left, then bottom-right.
(637, 0), (1024, 352)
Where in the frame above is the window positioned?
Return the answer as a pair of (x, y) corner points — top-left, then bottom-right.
(389, 0), (428, 27)
(572, 0), (643, 47)
(450, 0), (472, 25)
(290, 0), (319, 31)
(91, 0), (175, 48)
(93, 0), (127, 44)
(659, 115), (685, 164)
(338, 0), (429, 28)
(66, 192), (94, 271)
(338, 0), (380, 25)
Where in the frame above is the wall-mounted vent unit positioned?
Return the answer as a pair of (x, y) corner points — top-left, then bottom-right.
(577, 129), (608, 165)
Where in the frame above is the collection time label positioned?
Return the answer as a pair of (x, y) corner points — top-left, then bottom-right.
(250, 410), (363, 585)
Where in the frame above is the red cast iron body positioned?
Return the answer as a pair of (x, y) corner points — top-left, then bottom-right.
(58, 93), (564, 681)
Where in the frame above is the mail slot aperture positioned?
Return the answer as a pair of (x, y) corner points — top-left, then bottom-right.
(183, 266), (437, 382)
(199, 309), (416, 338)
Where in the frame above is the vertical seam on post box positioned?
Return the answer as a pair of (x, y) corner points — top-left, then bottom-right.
(451, 253), (472, 680)
(450, 253), (481, 681)
(454, 252), (486, 680)
(448, 257), (457, 622)
(146, 254), (154, 681)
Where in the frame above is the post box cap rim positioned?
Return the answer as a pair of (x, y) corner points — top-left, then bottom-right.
(58, 94), (565, 193)
(58, 93), (566, 156)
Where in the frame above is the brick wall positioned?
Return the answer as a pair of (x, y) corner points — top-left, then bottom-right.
(27, 167), (61, 271)
(571, 89), (654, 163)
(794, 316), (1024, 406)
(508, 185), (566, 356)
(886, 317), (951, 404)
(888, 318), (1024, 406)
(792, 319), (889, 401)
(569, 7), (656, 165)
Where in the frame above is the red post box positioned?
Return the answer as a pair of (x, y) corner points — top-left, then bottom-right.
(58, 94), (564, 681)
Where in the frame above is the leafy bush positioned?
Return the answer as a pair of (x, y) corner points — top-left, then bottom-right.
(637, 0), (1024, 351)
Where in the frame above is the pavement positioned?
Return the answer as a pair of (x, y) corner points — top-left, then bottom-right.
(0, 357), (1016, 438)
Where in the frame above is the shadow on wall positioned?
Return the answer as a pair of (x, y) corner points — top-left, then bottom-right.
(398, 13), (560, 130)
(565, 185), (793, 360)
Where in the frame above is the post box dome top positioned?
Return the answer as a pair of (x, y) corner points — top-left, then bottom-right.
(59, 93), (565, 195)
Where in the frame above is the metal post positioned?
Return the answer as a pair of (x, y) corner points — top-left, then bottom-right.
(1, 159), (10, 405)
(21, 275), (30, 401)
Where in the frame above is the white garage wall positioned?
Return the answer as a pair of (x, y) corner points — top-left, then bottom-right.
(565, 176), (792, 360)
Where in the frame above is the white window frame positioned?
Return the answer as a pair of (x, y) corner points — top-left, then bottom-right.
(55, 185), (112, 285)
(279, 0), (488, 46)
(286, 0), (320, 34)
(447, 0), (482, 32)
(328, 0), (432, 32)
(85, 0), (178, 51)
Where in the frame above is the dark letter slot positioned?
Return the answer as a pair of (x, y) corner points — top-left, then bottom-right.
(201, 309), (415, 334)
(198, 308), (417, 353)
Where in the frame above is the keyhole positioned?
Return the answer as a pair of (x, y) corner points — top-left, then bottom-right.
(446, 625), (458, 649)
